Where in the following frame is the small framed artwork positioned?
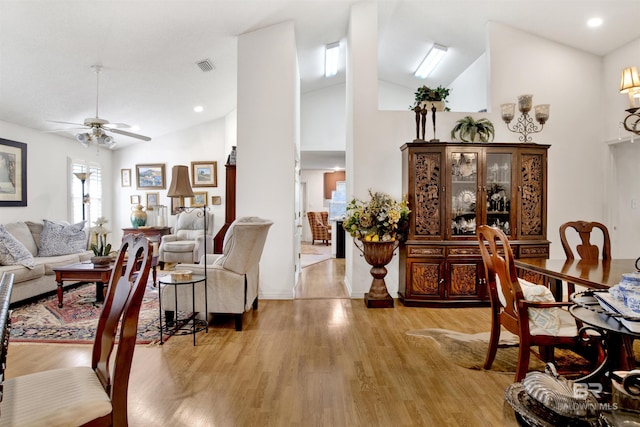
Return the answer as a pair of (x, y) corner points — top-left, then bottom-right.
(171, 196), (184, 215)
(191, 161), (217, 187)
(191, 191), (208, 207)
(130, 195), (140, 204)
(121, 169), (131, 187)
(136, 163), (166, 189)
(211, 195), (222, 205)
(0, 138), (27, 207)
(146, 192), (159, 210)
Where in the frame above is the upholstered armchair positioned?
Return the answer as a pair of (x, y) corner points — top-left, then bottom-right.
(307, 211), (331, 245)
(159, 209), (214, 265)
(161, 216), (273, 331)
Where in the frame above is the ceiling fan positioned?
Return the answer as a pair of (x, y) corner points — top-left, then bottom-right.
(47, 65), (151, 149)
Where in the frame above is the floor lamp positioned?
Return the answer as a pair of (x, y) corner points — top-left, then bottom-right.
(73, 172), (92, 222)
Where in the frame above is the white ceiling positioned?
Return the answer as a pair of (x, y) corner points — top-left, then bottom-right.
(2, 0), (640, 168)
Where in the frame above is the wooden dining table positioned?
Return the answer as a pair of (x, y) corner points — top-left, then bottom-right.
(514, 258), (637, 300)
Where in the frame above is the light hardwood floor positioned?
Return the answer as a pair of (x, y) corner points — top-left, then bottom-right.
(5, 259), (517, 426)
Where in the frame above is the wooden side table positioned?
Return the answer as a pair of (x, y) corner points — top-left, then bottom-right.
(122, 226), (171, 241)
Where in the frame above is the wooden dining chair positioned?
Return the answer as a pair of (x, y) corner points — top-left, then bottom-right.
(0, 234), (152, 426)
(559, 220), (611, 296)
(477, 225), (604, 382)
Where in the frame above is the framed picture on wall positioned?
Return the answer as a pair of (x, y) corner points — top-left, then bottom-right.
(171, 196), (184, 215)
(190, 191), (207, 207)
(211, 196), (222, 205)
(121, 169), (131, 187)
(130, 195), (140, 205)
(136, 163), (166, 189)
(191, 161), (217, 187)
(0, 138), (27, 207)
(146, 192), (159, 210)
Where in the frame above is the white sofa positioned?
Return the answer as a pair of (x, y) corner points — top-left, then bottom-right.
(0, 221), (93, 304)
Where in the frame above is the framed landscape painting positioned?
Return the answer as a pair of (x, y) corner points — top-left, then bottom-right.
(191, 191), (207, 207)
(191, 161), (217, 187)
(136, 163), (166, 189)
(146, 192), (159, 210)
(0, 138), (27, 206)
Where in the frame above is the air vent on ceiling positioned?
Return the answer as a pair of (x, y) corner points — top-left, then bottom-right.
(196, 59), (214, 72)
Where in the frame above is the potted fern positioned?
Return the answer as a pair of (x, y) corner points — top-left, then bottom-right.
(450, 116), (495, 142)
(90, 233), (112, 266)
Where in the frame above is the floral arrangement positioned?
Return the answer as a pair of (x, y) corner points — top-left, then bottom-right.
(343, 190), (410, 242)
(411, 85), (451, 110)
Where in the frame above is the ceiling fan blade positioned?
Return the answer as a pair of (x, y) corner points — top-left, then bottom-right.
(48, 120), (87, 127)
(103, 122), (132, 129)
(108, 128), (151, 141)
(42, 128), (87, 133)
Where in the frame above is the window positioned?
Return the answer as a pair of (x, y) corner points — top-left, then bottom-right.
(70, 160), (103, 226)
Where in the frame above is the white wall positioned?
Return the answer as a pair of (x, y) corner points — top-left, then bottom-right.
(237, 21), (298, 299)
(447, 52), (488, 113)
(301, 84), (345, 151)
(300, 169), (327, 242)
(111, 118), (228, 243)
(0, 120), (114, 228)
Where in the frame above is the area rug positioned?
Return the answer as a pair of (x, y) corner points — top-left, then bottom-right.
(10, 281), (184, 345)
(406, 328), (594, 375)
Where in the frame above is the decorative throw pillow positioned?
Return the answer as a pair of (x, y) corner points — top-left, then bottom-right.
(494, 275), (561, 336)
(38, 220), (87, 256)
(0, 225), (35, 269)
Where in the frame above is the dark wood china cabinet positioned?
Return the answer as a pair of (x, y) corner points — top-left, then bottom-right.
(399, 142), (550, 307)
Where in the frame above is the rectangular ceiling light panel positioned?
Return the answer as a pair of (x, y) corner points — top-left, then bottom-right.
(414, 44), (448, 79)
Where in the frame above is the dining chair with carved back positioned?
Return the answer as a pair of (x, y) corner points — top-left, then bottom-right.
(0, 234), (152, 426)
(559, 220), (612, 297)
(477, 225), (605, 382)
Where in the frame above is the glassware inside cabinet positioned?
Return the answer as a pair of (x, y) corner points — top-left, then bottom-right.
(450, 151), (478, 236)
(486, 153), (512, 235)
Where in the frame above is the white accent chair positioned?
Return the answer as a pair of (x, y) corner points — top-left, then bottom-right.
(159, 208), (214, 265)
(161, 216), (273, 331)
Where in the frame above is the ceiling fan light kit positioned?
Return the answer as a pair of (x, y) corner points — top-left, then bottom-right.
(48, 64), (151, 149)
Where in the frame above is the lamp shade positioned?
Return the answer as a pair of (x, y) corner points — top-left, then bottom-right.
(73, 172), (91, 182)
(620, 67), (640, 93)
(167, 165), (194, 198)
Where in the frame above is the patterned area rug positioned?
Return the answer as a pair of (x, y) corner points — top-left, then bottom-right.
(406, 328), (596, 376)
(10, 281), (184, 345)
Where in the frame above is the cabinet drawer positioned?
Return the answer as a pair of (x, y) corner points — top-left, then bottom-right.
(406, 246), (445, 258)
(447, 246), (481, 257)
(517, 245), (549, 258)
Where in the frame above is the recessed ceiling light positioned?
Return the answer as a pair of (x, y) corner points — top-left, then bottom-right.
(194, 106), (204, 113)
(587, 17), (603, 28)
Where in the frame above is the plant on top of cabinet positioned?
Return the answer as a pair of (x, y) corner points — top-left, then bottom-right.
(450, 116), (495, 142)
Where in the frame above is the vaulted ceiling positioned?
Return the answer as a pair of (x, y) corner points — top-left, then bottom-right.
(2, 0), (640, 160)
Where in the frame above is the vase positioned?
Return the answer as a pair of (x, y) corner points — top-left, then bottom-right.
(130, 204), (147, 228)
(358, 240), (398, 308)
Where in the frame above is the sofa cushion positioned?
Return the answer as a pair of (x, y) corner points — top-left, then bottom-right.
(4, 222), (38, 256)
(0, 263), (45, 284)
(25, 221), (44, 250)
(38, 220), (87, 257)
(0, 225), (35, 269)
(34, 254), (81, 275)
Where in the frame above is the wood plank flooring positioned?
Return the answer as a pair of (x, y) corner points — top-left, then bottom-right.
(4, 259), (518, 426)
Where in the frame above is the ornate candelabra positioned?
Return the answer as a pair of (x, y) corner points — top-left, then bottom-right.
(500, 95), (549, 142)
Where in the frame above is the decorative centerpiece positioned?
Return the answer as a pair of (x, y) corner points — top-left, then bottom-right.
(90, 233), (112, 266)
(450, 116), (495, 142)
(130, 204), (147, 228)
(411, 85), (451, 142)
(343, 190), (410, 308)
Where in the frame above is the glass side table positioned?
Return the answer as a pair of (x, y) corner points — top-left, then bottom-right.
(158, 274), (208, 346)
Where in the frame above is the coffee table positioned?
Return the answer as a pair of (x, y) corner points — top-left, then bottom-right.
(52, 262), (112, 307)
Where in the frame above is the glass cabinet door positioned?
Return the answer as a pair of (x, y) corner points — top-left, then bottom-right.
(485, 152), (513, 236)
(450, 151), (478, 237)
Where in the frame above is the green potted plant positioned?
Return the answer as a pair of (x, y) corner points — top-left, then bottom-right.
(412, 85), (451, 111)
(450, 116), (495, 142)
